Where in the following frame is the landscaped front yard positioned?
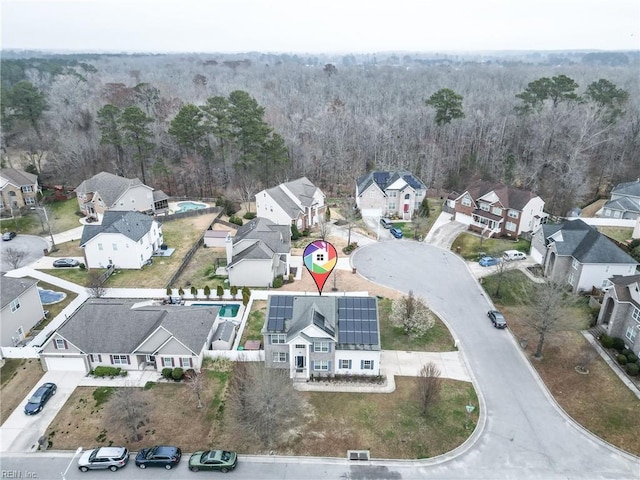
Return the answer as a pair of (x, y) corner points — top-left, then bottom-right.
(452, 232), (530, 261)
(482, 270), (640, 456)
(0, 359), (45, 424)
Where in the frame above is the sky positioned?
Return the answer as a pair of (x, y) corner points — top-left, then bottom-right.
(2, 0), (639, 54)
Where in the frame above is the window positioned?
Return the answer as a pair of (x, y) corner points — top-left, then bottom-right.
(272, 352), (288, 363)
(98, 243), (103, 251)
(505, 221), (517, 232)
(25, 197), (36, 205)
(90, 354), (102, 363)
(161, 357), (173, 367)
(55, 338), (67, 349)
(625, 325), (637, 343)
(10, 299), (20, 312)
(572, 259), (579, 270)
(508, 210), (519, 218)
(112, 243), (118, 251)
(461, 197), (472, 207)
(389, 191), (397, 197)
(112, 355), (129, 365)
(361, 360), (374, 370)
(416, 191), (422, 197)
(633, 307), (640, 322)
(180, 357), (192, 368)
(22, 185), (33, 193)
(339, 359), (352, 369)
(313, 360), (329, 371)
(313, 341), (330, 352)
(568, 272), (576, 286)
(270, 334), (286, 344)
(492, 207), (502, 216)
(480, 203), (490, 211)
(388, 202), (395, 210)
(294, 344), (306, 349)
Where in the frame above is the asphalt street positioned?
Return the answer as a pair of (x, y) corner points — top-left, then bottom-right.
(352, 241), (639, 479)
(0, 234), (48, 272)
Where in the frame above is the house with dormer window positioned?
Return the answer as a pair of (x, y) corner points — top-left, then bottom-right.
(355, 170), (426, 220)
(263, 295), (381, 380)
(599, 178), (640, 220)
(0, 168), (39, 211)
(597, 274), (640, 356)
(446, 180), (546, 238)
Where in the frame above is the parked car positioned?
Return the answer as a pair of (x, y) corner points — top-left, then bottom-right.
(78, 446), (129, 472)
(53, 258), (80, 268)
(188, 450), (238, 473)
(390, 227), (403, 239)
(380, 217), (393, 229)
(24, 382), (57, 415)
(503, 250), (526, 261)
(135, 446), (181, 469)
(2, 231), (16, 241)
(478, 256), (500, 267)
(487, 310), (507, 329)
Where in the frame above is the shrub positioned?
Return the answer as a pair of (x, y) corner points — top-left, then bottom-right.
(302, 229), (310, 237)
(600, 334), (613, 348)
(616, 354), (627, 365)
(203, 285), (211, 298)
(229, 215), (243, 226)
(626, 363), (639, 376)
(143, 381), (155, 390)
(242, 286), (251, 306)
(627, 353), (638, 364)
(621, 348), (633, 357)
(343, 242), (358, 254)
(166, 287), (172, 296)
(190, 286), (197, 296)
(217, 285), (224, 299)
(291, 224), (300, 240)
(162, 368), (173, 379)
(325, 206), (331, 221)
(243, 211), (256, 220)
(611, 337), (626, 352)
(273, 275), (284, 288)
(230, 285), (238, 298)
(92, 387), (115, 407)
(79, 263), (86, 270)
(93, 366), (122, 377)
(171, 367), (184, 381)
(178, 287), (185, 296)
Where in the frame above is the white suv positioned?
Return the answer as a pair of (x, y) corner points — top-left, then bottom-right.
(78, 446), (129, 472)
(503, 250), (527, 261)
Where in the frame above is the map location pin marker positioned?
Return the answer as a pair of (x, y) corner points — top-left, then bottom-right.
(303, 240), (338, 295)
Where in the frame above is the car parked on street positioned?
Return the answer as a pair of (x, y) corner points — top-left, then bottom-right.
(135, 446), (181, 470)
(24, 382), (57, 415)
(2, 231), (17, 241)
(52, 258), (80, 268)
(390, 227), (403, 239)
(78, 446), (129, 472)
(503, 250), (527, 261)
(478, 256), (500, 267)
(188, 450), (238, 472)
(487, 310), (507, 329)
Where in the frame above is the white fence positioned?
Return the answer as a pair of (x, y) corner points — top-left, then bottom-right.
(204, 350), (264, 362)
(567, 217), (636, 228)
(1, 346), (39, 359)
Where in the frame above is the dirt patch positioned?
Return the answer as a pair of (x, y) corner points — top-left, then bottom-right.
(0, 359), (45, 424)
(580, 199), (607, 217)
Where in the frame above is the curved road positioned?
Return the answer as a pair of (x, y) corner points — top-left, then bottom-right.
(352, 241), (639, 479)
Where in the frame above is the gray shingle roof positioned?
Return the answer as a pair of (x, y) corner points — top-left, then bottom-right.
(356, 170), (426, 196)
(0, 168), (38, 187)
(262, 177), (323, 219)
(230, 218), (290, 267)
(56, 298), (218, 354)
(611, 178), (640, 198)
(462, 179), (538, 211)
(80, 211), (154, 246)
(603, 197), (640, 214)
(609, 274), (640, 307)
(212, 321), (236, 343)
(75, 172), (145, 207)
(284, 296), (338, 340)
(545, 219), (638, 265)
(1, 275), (38, 309)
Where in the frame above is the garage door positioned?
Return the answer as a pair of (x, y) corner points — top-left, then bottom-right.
(360, 208), (382, 218)
(45, 356), (87, 372)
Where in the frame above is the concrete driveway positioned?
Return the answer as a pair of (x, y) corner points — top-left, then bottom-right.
(352, 242), (638, 479)
(29, 256), (84, 269)
(0, 234), (48, 271)
(0, 370), (86, 453)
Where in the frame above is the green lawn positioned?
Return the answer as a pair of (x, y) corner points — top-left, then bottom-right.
(597, 226), (634, 243)
(0, 198), (81, 236)
(451, 232), (530, 260)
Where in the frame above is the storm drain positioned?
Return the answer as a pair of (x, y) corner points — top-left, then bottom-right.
(347, 450), (370, 461)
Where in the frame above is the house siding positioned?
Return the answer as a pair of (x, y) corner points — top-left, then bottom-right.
(111, 184), (154, 212)
(576, 264), (636, 293)
(0, 284), (44, 347)
(82, 222), (161, 269)
(256, 192), (296, 226)
(229, 258), (276, 287)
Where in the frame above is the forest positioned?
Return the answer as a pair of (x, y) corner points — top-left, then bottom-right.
(1, 50), (638, 215)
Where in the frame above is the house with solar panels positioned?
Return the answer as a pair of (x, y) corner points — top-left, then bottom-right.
(263, 295), (381, 379)
(355, 170), (427, 220)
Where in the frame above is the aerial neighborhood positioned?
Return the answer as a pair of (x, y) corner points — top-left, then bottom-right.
(1, 46), (639, 478)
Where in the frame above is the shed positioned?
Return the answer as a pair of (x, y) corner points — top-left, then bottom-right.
(204, 230), (230, 248)
(210, 321), (237, 350)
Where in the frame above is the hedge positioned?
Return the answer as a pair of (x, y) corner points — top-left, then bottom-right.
(93, 366), (126, 377)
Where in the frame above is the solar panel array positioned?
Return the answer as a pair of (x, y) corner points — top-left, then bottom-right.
(338, 297), (378, 345)
(266, 295), (294, 331)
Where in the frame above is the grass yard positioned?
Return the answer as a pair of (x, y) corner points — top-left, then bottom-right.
(452, 232), (530, 261)
(482, 270), (640, 456)
(0, 199), (81, 236)
(238, 301), (266, 345)
(45, 368), (477, 459)
(378, 298), (456, 351)
(48, 240), (83, 258)
(0, 359), (45, 424)
(596, 226), (634, 243)
(173, 245), (227, 290)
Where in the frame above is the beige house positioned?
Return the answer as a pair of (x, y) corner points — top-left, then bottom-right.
(355, 170), (426, 220)
(75, 172), (168, 220)
(0, 168), (39, 211)
(1, 275), (45, 348)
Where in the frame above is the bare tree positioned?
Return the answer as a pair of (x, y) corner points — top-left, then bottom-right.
(576, 343), (598, 373)
(339, 198), (358, 248)
(522, 280), (578, 360)
(316, 212), (331, 241)
(416, 362), (442, 416)
(492, 258), (516, 297)
(106, 388), (150, 442)
(227, 362), (304, 449)
(85, 269), (107, 298)
(3, 247), (28, 269)
(187, 371), (206, 409)
(390, 290), (436, 337)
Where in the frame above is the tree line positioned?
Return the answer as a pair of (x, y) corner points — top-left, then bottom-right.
(1, 54), (638, 214)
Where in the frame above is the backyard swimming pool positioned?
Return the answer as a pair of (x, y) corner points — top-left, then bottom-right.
(190, 303), (241, 317)
(176, 201), (208, 213)
(38, 287), (66, 305)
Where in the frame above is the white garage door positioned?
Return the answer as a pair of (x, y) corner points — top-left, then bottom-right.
(360, 208), (382, 218)
(45, 356), (87, 372)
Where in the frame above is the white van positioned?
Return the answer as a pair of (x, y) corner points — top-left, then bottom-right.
(380, 218), (393, 229)
(503, 250), (527, 261)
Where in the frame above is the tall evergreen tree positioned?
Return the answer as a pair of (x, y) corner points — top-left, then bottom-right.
(120, 106), (154, 184)
(96, 104), (125, 174)
(6, 81), (47, 138)
(425, 88), (465, 126)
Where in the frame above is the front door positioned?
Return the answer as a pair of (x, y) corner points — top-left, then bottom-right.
(295, 355), (305, 370)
